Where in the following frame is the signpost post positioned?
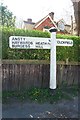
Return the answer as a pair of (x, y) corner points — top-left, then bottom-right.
(49, 27), (57, 90)
(9, 27), (73, 91)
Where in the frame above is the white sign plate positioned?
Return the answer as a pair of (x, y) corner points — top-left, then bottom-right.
(9, 36), (73, 49)
(9, 36), (51, 49)
(56, 39), (73, 46)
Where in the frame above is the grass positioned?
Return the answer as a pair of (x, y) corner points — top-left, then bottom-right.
(2, 85), (79, 104)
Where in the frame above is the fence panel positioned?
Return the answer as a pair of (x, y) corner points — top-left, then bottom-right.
(2, 61), (79, 91)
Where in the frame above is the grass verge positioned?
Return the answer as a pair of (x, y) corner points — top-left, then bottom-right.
(2, 85), (79, 104)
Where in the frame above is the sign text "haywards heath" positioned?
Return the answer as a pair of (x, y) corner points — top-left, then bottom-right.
(9, 36), (73, 49)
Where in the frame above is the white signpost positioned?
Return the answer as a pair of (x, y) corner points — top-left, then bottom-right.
(9, 36), (73, 49)
(9, 27), (73, 90)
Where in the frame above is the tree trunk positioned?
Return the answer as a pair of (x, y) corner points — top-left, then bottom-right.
(71, 0), (80, 36)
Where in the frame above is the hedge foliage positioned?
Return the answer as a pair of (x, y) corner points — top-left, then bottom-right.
(1, 27), (80, 62)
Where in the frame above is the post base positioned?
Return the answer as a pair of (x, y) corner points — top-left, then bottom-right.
(49, 88), (56, 96)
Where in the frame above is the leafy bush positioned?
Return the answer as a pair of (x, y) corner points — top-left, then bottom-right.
(1, 27), (80, 62)
(56, 34), (80, 62)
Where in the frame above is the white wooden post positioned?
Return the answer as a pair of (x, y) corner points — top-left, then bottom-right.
(49, 27), (57, 90)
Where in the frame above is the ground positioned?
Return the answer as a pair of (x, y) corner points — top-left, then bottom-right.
(2, 96), (78, 118)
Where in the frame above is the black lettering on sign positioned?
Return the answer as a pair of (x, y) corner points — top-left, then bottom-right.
(12, 45), (15, 47)
(36, 42), (40, 45)
(48, 42), (51, 45)
(12, 37), (24, 41)
(30, 42), (33, 45)
(25, 44), (30, 48)
(41, 42), (46, 45)
(57, 41), (60, 44)
(61, 41), (64, 44)
(57, 40), (72, 45)
(23, 38), (25, 40)
(20, 42), (26, 44)
(35, 42), (49, 45)
(12, 37), (17, 40)
(12, 45), (20, 47)
(12, 41), (19, 44)
(70, 42), (72, 44)
(35, 45), (43, 49)
(20, 38), (23, 40)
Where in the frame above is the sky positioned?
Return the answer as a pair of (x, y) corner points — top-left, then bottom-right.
(0, 0), (74, 27)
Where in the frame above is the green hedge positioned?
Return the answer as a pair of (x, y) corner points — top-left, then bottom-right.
(56, 34), (80, 62)
(1, 27), (80, 62)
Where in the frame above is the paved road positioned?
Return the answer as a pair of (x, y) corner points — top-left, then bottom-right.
(0, 102), (2, 120)
(2, 97), (78, 118)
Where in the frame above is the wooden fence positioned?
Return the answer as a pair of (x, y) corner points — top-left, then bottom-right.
(2, 60), (79, 91)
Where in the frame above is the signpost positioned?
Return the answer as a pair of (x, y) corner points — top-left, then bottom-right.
(49, 28), (57, 90)
(9, 36), (73, 49)
(9, 27), (73, 90)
